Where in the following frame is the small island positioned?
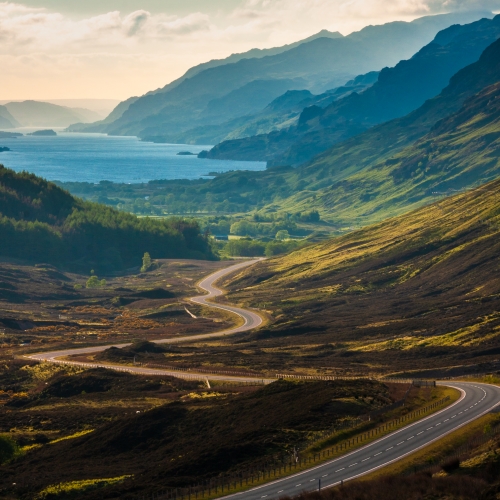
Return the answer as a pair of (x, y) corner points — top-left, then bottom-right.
(0, 147), (10, 153)
(0, 132), (23, 138)
(27, 129), (57, 137)
(176, 151), (196, 156)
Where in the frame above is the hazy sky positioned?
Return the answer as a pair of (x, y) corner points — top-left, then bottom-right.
(1, 0), (499, 100)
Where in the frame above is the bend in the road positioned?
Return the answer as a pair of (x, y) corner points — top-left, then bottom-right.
(26, 259), (265, 380)
(218, 381), (500, 500)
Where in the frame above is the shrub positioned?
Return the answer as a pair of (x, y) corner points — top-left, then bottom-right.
(0, 434), (19, 464)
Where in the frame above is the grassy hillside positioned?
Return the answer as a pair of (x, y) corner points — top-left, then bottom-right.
(0, 368), (424, 499)
(224, 177), (500, 376)
(0, 166), (216, 271)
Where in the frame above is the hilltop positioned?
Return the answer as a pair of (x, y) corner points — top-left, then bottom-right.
(0, 166), (215, 271)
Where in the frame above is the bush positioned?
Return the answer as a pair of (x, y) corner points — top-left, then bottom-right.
(0, 434), (19, 464)
(86, 275), (106, 288)
(441, 457), (460, 473)
(224, 239), (266, 257)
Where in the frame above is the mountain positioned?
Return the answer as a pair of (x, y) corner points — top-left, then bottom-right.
(4, 101), (101, 128)
(0, 105), (21, 129)
(114, 35), (500, 226)
(203, 14), (500, 165)
(158, 72), (380, 146)
(0, 166), (215, 271)
(79, 11), (491, 141)
(224, 176), (500, 376)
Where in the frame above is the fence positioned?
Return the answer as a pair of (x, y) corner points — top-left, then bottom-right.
(137, 395), (450, 500)
(276, 373), (436, 387)
(405, 422), (500, 476)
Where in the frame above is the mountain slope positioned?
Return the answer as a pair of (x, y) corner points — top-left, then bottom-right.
(4, 101), (100, 127)
(166, 72), (379, 146)
(224, 177), (500, 376)
(0, 106), (20, 129)
(273, 36), (500, 223)
(124, 36), (500, 223)
(204, 14), (500, 165)
(95, 11), (489, 141)
(0, 166), (215, 271)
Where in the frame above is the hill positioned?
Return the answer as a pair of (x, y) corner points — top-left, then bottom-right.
(4, 101), (101, 128)
(79, 12), (489, 141)
(204, 14), (500, 164)
(0, 166), (216, 271)
(224, 177), (500, 376)
(0, 105), (20, 129)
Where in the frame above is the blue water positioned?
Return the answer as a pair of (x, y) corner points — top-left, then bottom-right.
(0, 129), (266, 183)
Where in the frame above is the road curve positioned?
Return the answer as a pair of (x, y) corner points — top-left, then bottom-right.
(26, 259), (268, 382)
(220, 381), (500, 500)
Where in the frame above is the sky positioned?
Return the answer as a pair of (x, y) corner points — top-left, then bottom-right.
(1, 0), (499, 101)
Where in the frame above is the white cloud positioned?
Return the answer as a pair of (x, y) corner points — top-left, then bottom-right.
(1, 0), (498, 99)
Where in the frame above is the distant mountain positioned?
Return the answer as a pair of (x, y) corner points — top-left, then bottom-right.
(204, 14), (500, 165)
(4, 101), (101, 128)
(0, 105), (21, 129)
(77, 11), (491, 141)
(158, 72), (380, 145)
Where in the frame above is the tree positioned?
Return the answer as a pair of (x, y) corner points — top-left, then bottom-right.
(275, 230), (290, 241)
(141, 252), (152, 272)
(86, 275), (106, 288)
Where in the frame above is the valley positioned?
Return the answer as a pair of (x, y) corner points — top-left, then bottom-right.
(2, 6), (500, 500)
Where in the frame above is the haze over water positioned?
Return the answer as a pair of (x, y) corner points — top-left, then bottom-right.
(0, 131), (266, 184)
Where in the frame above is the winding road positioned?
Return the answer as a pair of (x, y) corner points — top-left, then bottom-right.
(25, 259), (500, 497)
(223, 382), (500, 500)
(27, 259), (268, 383)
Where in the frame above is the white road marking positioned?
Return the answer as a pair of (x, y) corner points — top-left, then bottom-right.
(374, 452), (382, 456)
(427, 427), (433, 430)
(362, 458), (370, 462)
(417, 432), (424, 435)
(444, 419), (449, 422)
(296, 484), (301, 487)
(349, 463), (357, 467)
(278, 491), (283, 494)
(436, 423), (441, 426)
(336, 468), (345, 472)
(322, 475), (328, 477)
(386, 447), (393, 450)
(407, 436), (414, 440)
(397, 442), (404, 446)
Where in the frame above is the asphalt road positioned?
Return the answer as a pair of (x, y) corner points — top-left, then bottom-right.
(27, 259), (267, 382)
(220, 382), (500, 500)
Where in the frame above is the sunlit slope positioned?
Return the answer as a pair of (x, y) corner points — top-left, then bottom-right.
(272, 38), (500, 224)
(226, 178), (500, 374)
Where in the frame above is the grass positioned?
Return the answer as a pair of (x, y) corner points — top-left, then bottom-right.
(361, 412), (500, 479)
(35, 475), (132, 499)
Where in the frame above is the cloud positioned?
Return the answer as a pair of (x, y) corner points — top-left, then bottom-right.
(2, 0), (498, 100)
